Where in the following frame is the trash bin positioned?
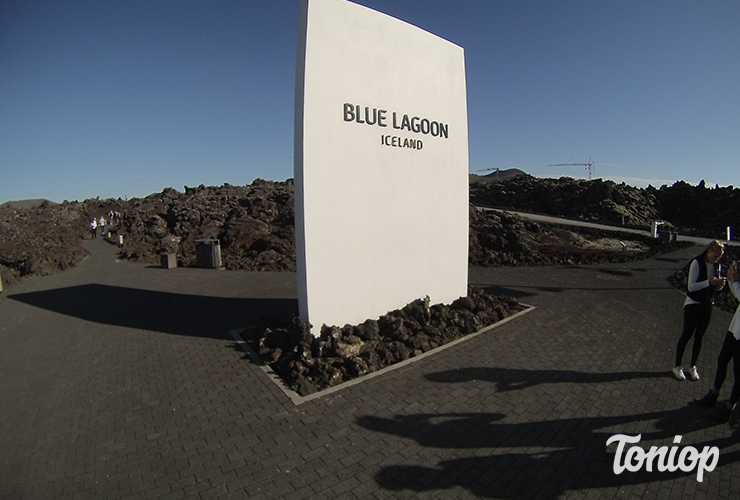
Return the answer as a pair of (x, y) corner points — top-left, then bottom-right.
(658, 231), (671, 244)
(160, 253), (177, 269)
(195, 239), (222, 268)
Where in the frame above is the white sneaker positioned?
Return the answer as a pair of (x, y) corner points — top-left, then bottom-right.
(687, 366), (700, 381)
(672, 366), (686, 381)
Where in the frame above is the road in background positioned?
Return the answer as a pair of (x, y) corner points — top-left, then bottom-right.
(478, 207), (727, 246)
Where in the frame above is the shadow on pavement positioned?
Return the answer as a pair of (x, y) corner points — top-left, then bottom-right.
(358, 404), (739, 498)
(475, 285), (539, 300)
(475, 281), (671, 302)
(594, 268), (634, 277)
(425, 366), (669, 392)
(655, 256), (690, 264)
(9, 284), (298, 339)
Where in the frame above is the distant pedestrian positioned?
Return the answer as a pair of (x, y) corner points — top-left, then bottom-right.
(691, 262), (740, 423)
(90, 219), (97, 239)
(672, 240), (726, 381)
(98, 216), (106, 233)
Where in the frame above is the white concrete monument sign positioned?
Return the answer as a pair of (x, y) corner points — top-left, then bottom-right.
(294, 0), (469, 331)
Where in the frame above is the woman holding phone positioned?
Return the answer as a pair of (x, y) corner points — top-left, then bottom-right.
(673, 240), (726, 381)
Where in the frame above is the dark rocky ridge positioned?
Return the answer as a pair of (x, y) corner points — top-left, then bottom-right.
(100, 179), (700, 271)
(0, 200), (89, 288)
(470, 173), (660, 229)
(0, 198), (128, 288)
(470, 174), (739, 239)
(2, 176), (724, 289)
(116, 180), (295, 271)
(468, 167), (527, 184)
(468, 206), (693, 267)
(0, 199), (57, 210)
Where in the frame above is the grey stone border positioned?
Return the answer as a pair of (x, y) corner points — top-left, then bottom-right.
(230, 303), (536, 405)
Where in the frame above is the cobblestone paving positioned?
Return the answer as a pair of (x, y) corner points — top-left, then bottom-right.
(1, 238), (739, 499)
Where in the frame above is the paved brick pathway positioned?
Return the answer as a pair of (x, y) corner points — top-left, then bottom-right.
(1, 237), (739, 499)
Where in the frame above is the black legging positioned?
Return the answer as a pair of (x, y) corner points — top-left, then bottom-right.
(675, 303), (712, 367)
(712, 331), (740, 405)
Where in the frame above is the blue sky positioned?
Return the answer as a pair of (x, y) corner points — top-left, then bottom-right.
(1, 0), (738, 204)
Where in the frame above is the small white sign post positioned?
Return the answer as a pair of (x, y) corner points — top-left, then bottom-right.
(294, 0), (469, 331)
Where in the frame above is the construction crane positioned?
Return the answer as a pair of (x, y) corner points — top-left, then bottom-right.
(548, 158), (595, 180)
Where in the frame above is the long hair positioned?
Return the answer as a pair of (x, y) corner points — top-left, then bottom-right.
(696, 240), (725, 261)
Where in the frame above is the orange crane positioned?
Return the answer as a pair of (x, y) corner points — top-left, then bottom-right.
(548, 158), (595, 180)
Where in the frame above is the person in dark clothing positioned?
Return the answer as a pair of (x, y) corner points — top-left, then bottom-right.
(672, 240), (726, 381)
(691, 262), (740, 424)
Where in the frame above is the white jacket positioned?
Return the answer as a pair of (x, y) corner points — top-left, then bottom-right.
(729, 280), (740, 340)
